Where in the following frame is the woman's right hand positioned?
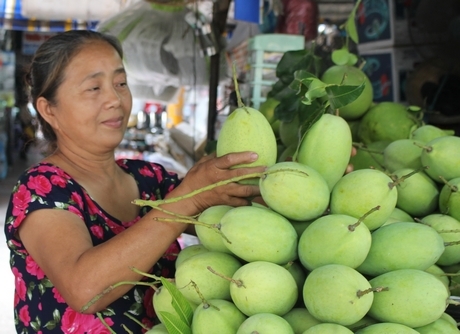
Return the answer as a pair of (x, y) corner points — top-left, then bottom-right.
(166, 151), (266, 215)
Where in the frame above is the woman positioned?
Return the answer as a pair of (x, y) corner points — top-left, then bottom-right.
(4, 30), (264, 333)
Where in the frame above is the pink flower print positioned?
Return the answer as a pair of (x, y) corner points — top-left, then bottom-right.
(12, 184), (31, 216)
(139, 165), (154, 178)
(163, 242), (180, 262)
(52, 287), (66, 303)
(90, 225), (104, 239)
(14, 291), (19, 307)
(38, 302), (42, 310)
(85, 316), (114, 334)
(67, 205), (84, 220)
(50, 174), (67, 188)
(25, 255), (45, 279)
(27, 175), (52, 196)
(19, 305), (31, 327)
(12, 210), (26, 229)
(142, 318), (155, 334)
(13, 267), (27, 301)
(61, 307), (90, 334)
(61, 307), (114, 334)
(71, 192), (84, 209)
(105, 218), (125, 235)
(84, 193), (101, 216)
(144, 287), (155, 318)
(152, 165), (165, 182)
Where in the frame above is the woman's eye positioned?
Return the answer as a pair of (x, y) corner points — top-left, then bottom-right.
(89, 86), (100, 91)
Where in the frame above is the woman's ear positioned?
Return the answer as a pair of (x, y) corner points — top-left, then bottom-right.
(36, 97), (58, 129)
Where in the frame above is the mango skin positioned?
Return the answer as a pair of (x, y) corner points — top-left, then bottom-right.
(356, 222), (445, 276)
(297, 113), (352, 191)
(303, 323), (354, 334)
(230, 261), (298, 317)
(368, 269), (449, 328)
(192, 299), (247, 334)
(303, 264), (373, 326)
(383, 139), (424, 172)
(220, 206), (298, 264)
(421, 136), (460, 183)
(392, 168), (439, 217)
(236, 313), (294, 334)
(195, 205), (233, 254)
(260, 161), (330, 221)
(439, 177), (460, 221)
(330, 169), (398, 231)
(355, 323), (419, 333)
(216, 106), (277, 168)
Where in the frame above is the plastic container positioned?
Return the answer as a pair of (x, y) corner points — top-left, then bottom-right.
(247, 34), (305, 109)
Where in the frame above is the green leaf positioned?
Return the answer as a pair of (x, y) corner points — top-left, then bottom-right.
(44, 320), (57, 330)
(407, 105), (422, 112)
(304, 78), (327, 104)
(347, 53), (359, 66)
(345, 0), (362, 43)
(268, 80), (292, 100)
(160, 312), (192, 334)
(276, 49), (314, 83)
(274, 91), (302, 123)
(160, 277), (194, 326)
(292, 101), (327, 161)
(52, 309), (61, 322)
(325, 82), (365, 110)
(332, 48), (351, 66)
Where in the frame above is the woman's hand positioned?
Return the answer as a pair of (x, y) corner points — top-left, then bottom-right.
(171, 151), (266, 214)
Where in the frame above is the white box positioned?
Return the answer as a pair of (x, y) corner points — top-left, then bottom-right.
(359, 46), (424, 103)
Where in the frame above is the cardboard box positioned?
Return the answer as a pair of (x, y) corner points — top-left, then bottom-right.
(359, 46), (423, 103)
(356, 0), (425, 50)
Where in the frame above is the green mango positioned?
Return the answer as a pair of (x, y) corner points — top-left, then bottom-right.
(350, 141), (389, 171)
(220, 206), (298, 264)
(298, 214), (372, 270)
(368, 269), (449, 328)
(195, 205), (233, 254)
(279, 114), (300, 147)
(145, 323), (169, 334)
(425, 264), (451, 295)
(236, 313), (294, 334)
(357, 222), (445, 276)
(152, 283), (197, 325)
(355, 323), (419, 333)
(175, 243), (209, 269)
(421, 136), (460, 183)
(216, 105), (277, 184)
(420, 214), (460, 266)
(383, 139), (424, 172)
(175, 251), (242, 305)
(230, 261), (298, 316)
(439, 177), (460, 221)
(346, 315), (378, 332)
(303, 323), (354, 334)
(410, 124), (451, 143)
(321, 65), (374, 120)
(414, 314), (460, 333)
(278, 143), (297, 162)
(303, 264), (374, 326)
(260, 161), (330, 221)
(330, 169), (398, 230)
(358, 102), (419, 144)
(282, 308), (321, 334)
(297, 113), (353, 191)
(391, 168), (439, 217)
(381, 207), (414, 226)
(192, 299), (247, 334)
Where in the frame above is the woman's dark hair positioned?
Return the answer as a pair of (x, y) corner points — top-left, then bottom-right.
(26, 30), (123, 153)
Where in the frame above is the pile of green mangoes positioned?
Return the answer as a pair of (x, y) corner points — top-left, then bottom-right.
(147, 66), (460, 333)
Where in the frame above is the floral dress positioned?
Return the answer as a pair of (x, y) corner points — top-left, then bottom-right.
(4, 159), (182, 334)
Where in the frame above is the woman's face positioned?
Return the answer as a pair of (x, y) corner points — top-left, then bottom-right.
(48, 40), (132, 155)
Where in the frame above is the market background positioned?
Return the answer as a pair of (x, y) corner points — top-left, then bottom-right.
(1, 0), (459, 332)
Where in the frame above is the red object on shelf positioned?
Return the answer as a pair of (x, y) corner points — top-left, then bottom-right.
(275, 0), (319, 42)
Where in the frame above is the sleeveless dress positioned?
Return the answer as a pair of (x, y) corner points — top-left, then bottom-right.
(4, 159), (182, 333)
